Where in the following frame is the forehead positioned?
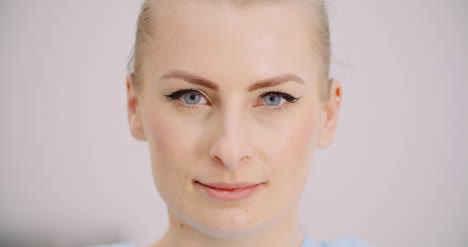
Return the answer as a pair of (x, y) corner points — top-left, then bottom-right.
(146, 0), (322, 85)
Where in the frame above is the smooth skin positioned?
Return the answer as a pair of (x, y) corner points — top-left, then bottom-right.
(126, 1), (341, 247)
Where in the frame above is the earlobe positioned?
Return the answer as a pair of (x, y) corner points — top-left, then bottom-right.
(317, 79), (342, 148)
(126, 74), (146, 141)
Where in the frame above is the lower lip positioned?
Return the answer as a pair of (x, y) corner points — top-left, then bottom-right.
(196, 182), (263, 201)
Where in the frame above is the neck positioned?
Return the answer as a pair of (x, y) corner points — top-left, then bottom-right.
(154, 205), (304, 247)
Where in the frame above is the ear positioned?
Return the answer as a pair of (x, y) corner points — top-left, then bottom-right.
(126, 74), (146, 140)
(317, 79), (342, 148)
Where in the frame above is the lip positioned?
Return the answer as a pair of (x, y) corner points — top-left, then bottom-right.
(195, 181), (265, 201)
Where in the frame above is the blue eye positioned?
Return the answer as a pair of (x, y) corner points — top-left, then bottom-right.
(184, 92), (202, 104)
(164, 89), (300, 111)
(263, 94), (283, 106)
(164, 89), (208, 106)
(259, 91), (300, 107)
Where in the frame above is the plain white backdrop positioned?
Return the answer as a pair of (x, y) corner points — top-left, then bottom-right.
(1, 0), (467, 246)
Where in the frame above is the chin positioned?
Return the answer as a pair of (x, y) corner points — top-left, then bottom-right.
(172, 203), (276, 239)
(193, 208), (272, 239)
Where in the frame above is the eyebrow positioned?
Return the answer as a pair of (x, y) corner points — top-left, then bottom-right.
(160, 69), (304, 92)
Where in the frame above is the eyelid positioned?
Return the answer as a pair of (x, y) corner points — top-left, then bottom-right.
(164, 88), (211, 105)
(250, 91), (300, 113)
(258, 91), (301, 104)
(164, 89), (300, 112)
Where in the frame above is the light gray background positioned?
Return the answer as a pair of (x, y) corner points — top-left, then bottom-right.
(1, 0), (467, 247)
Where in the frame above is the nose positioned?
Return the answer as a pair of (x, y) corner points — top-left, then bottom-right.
(208, 111), (254, 171)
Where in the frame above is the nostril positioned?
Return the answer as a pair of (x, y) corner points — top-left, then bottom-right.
(211, 155), (250, 168)
(240, 156), (250, 164)
(212, 155), (223, 166)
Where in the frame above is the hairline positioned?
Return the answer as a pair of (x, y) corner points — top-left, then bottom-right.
(128, 0), (331, 102)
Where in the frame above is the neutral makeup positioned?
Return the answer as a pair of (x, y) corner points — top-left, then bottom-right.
(126, 1), (341, 246)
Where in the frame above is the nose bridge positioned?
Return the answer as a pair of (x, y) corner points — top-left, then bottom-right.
(223, 105), (242, 139)
(209, 102), (252, 170)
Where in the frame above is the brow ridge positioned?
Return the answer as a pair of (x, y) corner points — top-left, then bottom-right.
(160, 69), (304, 91)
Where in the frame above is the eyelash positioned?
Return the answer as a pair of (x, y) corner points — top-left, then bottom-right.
(163, 88), (301, 112)
(163, 88), (209, 111)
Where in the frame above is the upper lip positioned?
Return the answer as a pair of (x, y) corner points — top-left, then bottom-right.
(195, 181), (264, 190)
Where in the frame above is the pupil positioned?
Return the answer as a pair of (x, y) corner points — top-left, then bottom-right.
(266, 95), (280, 106)
(185, 93), (201, 104)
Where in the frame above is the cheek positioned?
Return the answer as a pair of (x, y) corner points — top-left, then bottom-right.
(262, 106), (321, 192)
(290, 111), (320, 158)
(263, 108), (320, 166)
(142, 107), (205, 211)
(142, 101), (198, 164)
(141, 103), (196, 186)
(144, 111), (174, 161)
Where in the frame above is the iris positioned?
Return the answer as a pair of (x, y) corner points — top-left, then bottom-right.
(184, 92), (202, 104)
(264, 94), (281, 106)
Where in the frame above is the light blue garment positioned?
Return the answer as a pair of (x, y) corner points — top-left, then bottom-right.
(89, 237), (371, 247)
(305, 237), (373, 247)
(88, 244), (135, 247)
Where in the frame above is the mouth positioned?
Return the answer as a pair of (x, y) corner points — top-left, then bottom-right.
(194, 180), (265, 201)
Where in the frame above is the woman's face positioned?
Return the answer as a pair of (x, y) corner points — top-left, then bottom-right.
(128, 0), (338, 238)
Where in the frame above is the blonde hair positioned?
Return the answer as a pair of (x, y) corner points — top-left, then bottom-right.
(127, 0), (331, 101)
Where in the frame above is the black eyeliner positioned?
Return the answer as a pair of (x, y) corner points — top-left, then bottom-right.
(164, 89), (300, 106)
(164, 89), (200, 100)
(260, 91), (301, 103)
